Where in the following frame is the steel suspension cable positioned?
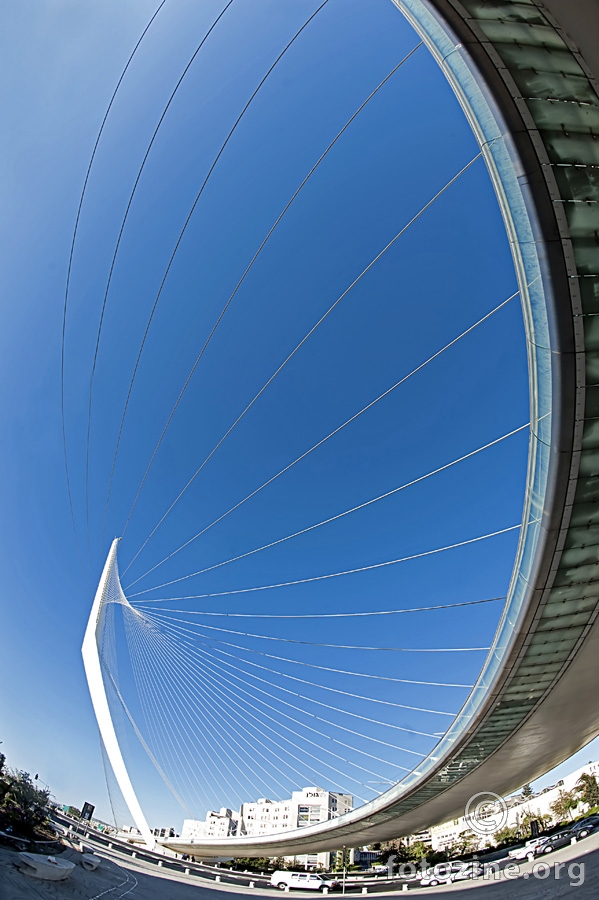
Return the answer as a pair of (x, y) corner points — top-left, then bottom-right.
(122, 149), (486, 576)
(188, 646), (409, 778)
(165, 628), (441, 751)
(138, 614), (368, 798)
(98, 1), (332, 551)
(129, 523), (520, 598)
(118, 43), (424, 561)
(131, 615), (437, 798)
(172, 641), (389, 795)
(142, 607), (489, 657)
(60, 0), (169, 575)
(127, 416), (526, 590)
(124, 606), (216, 811)
(129, 606), (259, 810)
(104, 662), (195, 817)
(133, 595), (504, 618)
(88, 0), (238, 553)
(137, 617), (294, 803)
(125, 607), (200, 807)
(128, 616), (479, 687)
(141, 609), (458, 714)
(142, 614), (424, 780)
(145, 614), (443, 739)
(127, 605), (230, 812)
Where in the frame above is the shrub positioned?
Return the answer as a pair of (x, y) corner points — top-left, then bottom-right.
(0, 769), (51, 840)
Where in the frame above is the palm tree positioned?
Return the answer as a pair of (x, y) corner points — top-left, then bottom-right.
(576, 773), (599, 809)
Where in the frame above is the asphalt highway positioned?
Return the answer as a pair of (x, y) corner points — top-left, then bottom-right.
(1, 826), (598, 899)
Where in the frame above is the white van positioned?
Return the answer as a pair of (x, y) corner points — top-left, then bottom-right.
(269, 871), (340, 891)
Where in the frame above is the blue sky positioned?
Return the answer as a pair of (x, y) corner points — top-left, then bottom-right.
(2, 0), (596, 831)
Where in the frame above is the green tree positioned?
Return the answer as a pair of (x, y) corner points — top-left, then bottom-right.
(0, 769), (51, 839)
(222, 857), (281, 872)
(522, 783), (533, 798)
(426, 849), (450, 866)
(446, 832), (478, 858)
(550, 790), (578, 823)
(576, 773), (599, 808)
(377, 839), (447, 868)
(494, 825), (519, 847)
(333, 847), (350, 872)
(406, 841), (431, 862)
(378, 843), (400, 865)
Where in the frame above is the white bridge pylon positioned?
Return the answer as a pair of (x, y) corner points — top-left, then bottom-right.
(81, 538), (155, 849)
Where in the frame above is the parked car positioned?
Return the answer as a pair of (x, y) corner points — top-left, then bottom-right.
(269, 871), (341, 891)
(508, 838), (550, 861)
(532, 830), (574, 856)
(420, 861), (483, 887)
(569, 815), (599, 839)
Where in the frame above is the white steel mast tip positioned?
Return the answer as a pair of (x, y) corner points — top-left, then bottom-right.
(81, 538), (155, 849)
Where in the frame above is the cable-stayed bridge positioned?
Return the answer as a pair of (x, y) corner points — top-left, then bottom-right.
(79, 0), (599, 860)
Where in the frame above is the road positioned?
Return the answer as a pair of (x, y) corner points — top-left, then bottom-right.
(1, 830), (597, 900)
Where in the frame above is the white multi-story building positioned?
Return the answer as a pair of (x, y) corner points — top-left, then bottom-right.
(181, 808), (239, 842)
(241, 787), (352, 836)
(429, 760), (599, 852)
(406, 829), (432, 847)
(241, 786), (353, 869)
(179, 787), (353, 868)
(241, 797), (292, 835)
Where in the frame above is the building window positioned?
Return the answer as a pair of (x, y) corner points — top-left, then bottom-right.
(298, 806), (321, 826)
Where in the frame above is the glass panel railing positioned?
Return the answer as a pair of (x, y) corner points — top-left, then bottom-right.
(383, 0), (554, 806)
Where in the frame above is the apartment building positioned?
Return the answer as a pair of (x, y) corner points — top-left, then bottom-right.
(241, 786), (353, 869)
(181, 807), (239, 841)
(179, 787), (353, 867)
(241, 786), (352, 836)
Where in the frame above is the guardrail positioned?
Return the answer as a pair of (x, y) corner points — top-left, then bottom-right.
(52, 813), (419, 893)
